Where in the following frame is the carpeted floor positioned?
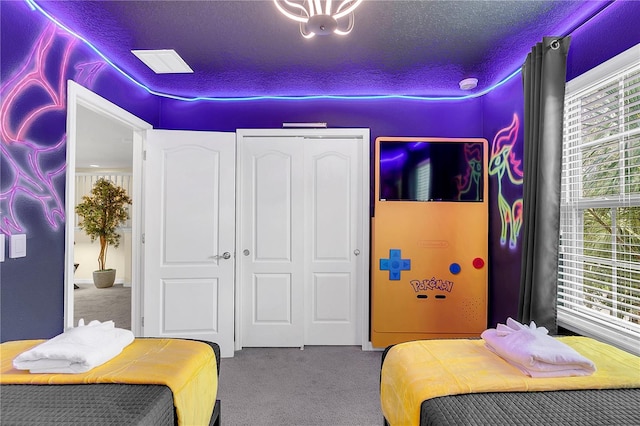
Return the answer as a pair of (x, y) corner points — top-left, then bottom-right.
(218, 346), (384, 426)
(74, 285), (384, 425)
(73, 283), (131, 329)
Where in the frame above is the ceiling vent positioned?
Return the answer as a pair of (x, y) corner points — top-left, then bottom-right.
(131, 49), (193, 74)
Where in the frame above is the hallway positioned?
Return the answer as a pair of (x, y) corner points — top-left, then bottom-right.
(73, 284), (131, 330)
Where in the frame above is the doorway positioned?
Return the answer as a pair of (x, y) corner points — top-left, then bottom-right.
(64, 80), (151, 335)
(64, 86), (372, 354)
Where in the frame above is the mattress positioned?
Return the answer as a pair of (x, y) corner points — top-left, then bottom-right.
(0, 338), (221, 426)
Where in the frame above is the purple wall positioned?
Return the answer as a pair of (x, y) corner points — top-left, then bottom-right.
(159, 86), (522, 330)
(566, 0), (640, 81)
(0, 1), (158, 342)
(2, 0), (637, 341)
(478, 0), (640, 328)
(482, 77), (525, 327)
(158, 97), (483, 140)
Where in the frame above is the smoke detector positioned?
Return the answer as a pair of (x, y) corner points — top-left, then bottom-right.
(459, 78), (479, 90)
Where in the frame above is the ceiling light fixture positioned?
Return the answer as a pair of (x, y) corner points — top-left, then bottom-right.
(274, 0), (363, 38)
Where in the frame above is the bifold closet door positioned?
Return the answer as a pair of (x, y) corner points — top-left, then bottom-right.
(239, 137), (305, 347)
(239, 135), (362, 347)
(303, 138), (361, 345)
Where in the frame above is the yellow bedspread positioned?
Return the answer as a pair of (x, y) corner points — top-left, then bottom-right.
(1, 338), (218, 426)
(380, 336), (640, 426)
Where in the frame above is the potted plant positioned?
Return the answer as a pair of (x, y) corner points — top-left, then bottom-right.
(75, 178), (132, 288)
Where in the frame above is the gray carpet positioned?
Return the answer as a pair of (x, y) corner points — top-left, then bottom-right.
(218, 346), (384, 426)
(73, 283), (131, 329)
(74, 285), (384, 425)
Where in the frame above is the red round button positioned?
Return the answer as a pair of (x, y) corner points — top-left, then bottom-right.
(472, 257), (485, 269)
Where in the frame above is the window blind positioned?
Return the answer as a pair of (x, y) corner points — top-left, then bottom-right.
(415, 160), (431, 201)
(559, 45), (640, 355)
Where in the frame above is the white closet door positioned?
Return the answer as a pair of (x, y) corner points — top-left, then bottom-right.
(238, 137), (305, 347)
(238, 131), (367, 348)
(304, 138), (362, 345)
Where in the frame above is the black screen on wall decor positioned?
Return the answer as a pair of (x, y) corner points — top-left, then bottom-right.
(378, 141), (484, 202)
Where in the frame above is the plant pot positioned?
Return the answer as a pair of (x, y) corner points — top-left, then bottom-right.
(93, 269), (116, 288)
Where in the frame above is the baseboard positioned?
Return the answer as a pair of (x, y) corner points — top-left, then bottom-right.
(74, 278), (126, 285)
(363, 341), (384, 351)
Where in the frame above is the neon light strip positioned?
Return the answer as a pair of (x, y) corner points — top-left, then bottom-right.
(24, 0), (521, 102)
(24, 0), (151, 95)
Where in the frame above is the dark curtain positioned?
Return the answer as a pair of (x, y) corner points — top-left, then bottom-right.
(518, 36), (571, 333)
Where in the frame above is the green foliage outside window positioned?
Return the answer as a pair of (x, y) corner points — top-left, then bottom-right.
(577, 78), (640, 324)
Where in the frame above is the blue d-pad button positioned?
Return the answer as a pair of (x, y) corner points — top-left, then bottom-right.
(379, 249), (411, 280)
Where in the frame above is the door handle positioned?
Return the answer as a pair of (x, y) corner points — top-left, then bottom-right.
(211, 252), (231, 260)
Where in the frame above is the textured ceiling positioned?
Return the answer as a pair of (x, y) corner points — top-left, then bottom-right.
(35, 0), (612, 98)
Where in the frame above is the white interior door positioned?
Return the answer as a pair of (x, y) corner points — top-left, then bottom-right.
(304, 138), (362, 345)
(143, 129), (236, 357)
(238, 130), (368, 348)
(238, 137), (305, 347)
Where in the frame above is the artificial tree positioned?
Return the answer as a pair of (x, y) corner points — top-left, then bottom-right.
(75, 178), (132, 287)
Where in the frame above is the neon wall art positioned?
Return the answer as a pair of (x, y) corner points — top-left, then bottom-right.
(456, 143), (483, 201)
(488, 113), (524, 249)
(0, 24), (106, 236)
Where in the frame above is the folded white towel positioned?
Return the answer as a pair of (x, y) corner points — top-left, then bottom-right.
(481, 318), (596, 378)
(495, 317), (549, 336)
(13, 319), (134, 374)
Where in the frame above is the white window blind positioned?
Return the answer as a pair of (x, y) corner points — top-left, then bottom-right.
(415, 160), (431, 201)
(559, 44), (640, 355)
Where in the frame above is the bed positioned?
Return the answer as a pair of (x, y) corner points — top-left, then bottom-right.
(0, 338), (221, 426)
(380, 336), (640, 426)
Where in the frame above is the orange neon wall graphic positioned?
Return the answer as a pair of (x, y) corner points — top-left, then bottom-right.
(488, 113), (523, 249)
(456, 142), (483, 201)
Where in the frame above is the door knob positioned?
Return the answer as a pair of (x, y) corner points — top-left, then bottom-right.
(212, 252), (231, 260)
(243, 249), (250, 256)
(354, 249), (360, 256)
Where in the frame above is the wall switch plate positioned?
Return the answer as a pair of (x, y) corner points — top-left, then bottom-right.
(9, 234), (26, 258)
(0, 234), (5, 262)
